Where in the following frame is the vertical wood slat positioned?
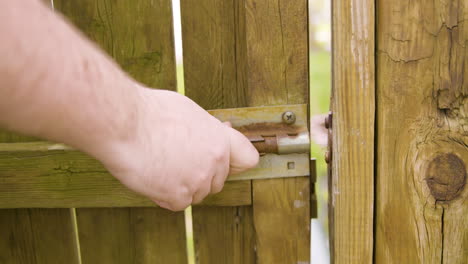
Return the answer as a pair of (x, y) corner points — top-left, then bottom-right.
(54, 0), (177, 90)
(0, 2), (79, 264)
(54, 0), (187, 263)
(0, 209), (79, 264)
(192, 207), (255, 264)
(245, 1), (310, 262)
(330, 0), (375, 263)
(181, 1), (256, 263)
(76, 208), (187, 264)
(252, 177), (310, 263)
(244, 0), (309, 107)
(181, 0), (310, 263)
(181, 0), (248, 110)
(376, 0), (467, 263)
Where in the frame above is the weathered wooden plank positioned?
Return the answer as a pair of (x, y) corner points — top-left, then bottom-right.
(54, 0), (177, 90)
(376, 1), (467, 263)
(245, 0), (309, 107)
(0, 145), (251, 207)
(53, 1), (187, 263)
(330, 0), (375, 263)
(76, 207), (187, 264)
(252, 177), (310, 263)
(200, 181), (252, 207)
(192, 206), (255, 264)
(182, 0), (310, 261)
(243, 0), (311, 262)
(0, 209), (79, 264)
(181, 0), (248, 110)
(180, 1), (257, 263)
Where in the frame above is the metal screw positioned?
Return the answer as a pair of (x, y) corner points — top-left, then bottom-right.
(282, 111), (296, 125)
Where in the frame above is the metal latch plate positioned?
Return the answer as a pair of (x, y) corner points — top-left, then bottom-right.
(208, 104), (310, 181)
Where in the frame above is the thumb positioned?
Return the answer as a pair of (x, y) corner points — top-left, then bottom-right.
(227, 127), (259, 174)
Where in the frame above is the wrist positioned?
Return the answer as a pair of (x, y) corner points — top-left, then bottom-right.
(83, 82), (146, 165)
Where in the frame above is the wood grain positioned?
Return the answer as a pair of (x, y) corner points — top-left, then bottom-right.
(192, 206), (255, 264)
(244, 0), (310, 263)
(252, 177), (310, 263)
(330, 0), (375, 263)
(182, 0), (310, 261)
(0, 144), (251, 208)
(180, 1), (257, 263)
(76, 207), (187, 264)
(0, 209), (79, 264)
(181, 0), (248, 110)
(376, 0), (467, 263)
(53, 1), (187, 263)
(182, 0), (310, 262)
(54, 0), (177, 90)
(245, 0), (309, 107)
(0, 143), (251, 208)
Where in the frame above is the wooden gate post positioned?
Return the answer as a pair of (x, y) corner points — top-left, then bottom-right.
(330, 0), (375, 263)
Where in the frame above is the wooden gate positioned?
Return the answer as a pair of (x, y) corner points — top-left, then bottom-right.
(0, 0), (313, 263)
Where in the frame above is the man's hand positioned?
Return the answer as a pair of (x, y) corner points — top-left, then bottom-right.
(100, 88), (259, 211)
(0, 0), (259, 211)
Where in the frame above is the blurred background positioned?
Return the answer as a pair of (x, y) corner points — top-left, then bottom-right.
(172, 0), (331, 262)
(308, 0), (331, 262)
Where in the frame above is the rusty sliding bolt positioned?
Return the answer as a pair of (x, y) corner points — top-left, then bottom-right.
(236, 122), (310, 155)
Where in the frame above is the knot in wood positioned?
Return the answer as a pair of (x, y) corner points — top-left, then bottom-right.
(426, 153), (466, 202)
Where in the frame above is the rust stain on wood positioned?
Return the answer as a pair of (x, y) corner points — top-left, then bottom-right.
(426, 153), (466, 202)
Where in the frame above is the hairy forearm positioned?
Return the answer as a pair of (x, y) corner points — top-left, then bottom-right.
(0, 0), (141, 157)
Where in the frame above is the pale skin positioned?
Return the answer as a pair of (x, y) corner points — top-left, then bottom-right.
(0, 0), (259, 211)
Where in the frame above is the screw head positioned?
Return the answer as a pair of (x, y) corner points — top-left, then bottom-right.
(282, 111), (296, 125)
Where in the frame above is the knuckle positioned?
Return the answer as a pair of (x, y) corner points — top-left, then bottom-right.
(212, 147), (227, 163)
(193, 192), (209, 205)
(246, 153), (260, 168)
(194, 171), (211, 187)
(157, 185), (172, 198)
(211, 182), (224, 194)
(168, 203), (188, 212)
(166, 193), (192, 212)
(178, 185), (192, 198)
